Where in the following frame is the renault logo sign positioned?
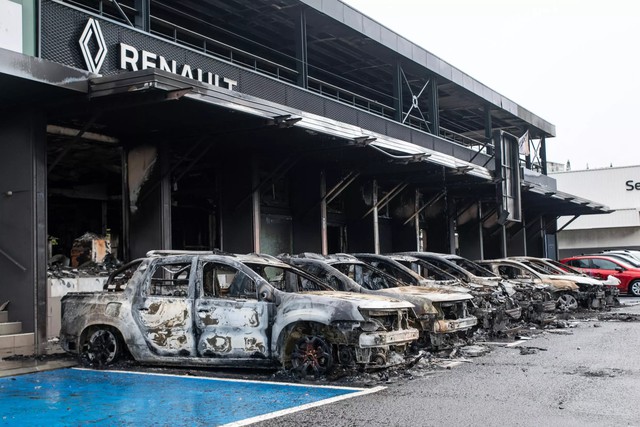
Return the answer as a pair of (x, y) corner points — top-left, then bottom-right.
(79, 18), (107, 74)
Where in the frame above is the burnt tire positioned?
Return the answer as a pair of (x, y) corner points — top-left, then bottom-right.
(629, 281), (640, 297)
(556, 293), (578, 312)
(81, 327), (123, 367)
(290, 335), (333, 378)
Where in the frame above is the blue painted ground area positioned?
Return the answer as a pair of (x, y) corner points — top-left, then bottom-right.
(0, 368), (371, 426)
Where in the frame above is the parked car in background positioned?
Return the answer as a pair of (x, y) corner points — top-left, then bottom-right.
(279, 253), (477, 350)
(595, 251), (640, 268)
(560, 254), (640, 296)
(60, 251), (420, 376)
(599, 250), (640, 263)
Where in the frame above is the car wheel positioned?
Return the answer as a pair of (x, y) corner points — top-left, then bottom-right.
(81, 328), (122, 367)
(629, 280), (640, 297)
(556, 293), (578, 312)
(290, 335), (333, 378)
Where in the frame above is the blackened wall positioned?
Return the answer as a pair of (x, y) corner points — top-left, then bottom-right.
(290, 165), (322, 254)
(0, 110), (47, 347)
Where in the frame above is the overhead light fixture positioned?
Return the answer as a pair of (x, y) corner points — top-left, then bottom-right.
(453, 165), (474, 174)
(269, 115), (302, 128)
(352, 136), (376, 147)
(544, 191), (556, 196)
(410, 153), (431, 162)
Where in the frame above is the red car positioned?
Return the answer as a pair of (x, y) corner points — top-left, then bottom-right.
(560, 255), (640, 296)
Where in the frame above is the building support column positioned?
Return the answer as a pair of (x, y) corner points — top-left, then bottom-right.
(414, 189), (421, 251)
(320, 170), (328, 255)
(252, 157), (261, 253)
(478, 201), (485, 260)
(127, 141), (172, 258)
(372, 179), (380, 254)
(500, 225), (508, 257)
(447, 197), (456, 254)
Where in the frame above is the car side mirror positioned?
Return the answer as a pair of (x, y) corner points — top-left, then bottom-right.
(258, 285), (274, 302)
(615, 267), (624, 273)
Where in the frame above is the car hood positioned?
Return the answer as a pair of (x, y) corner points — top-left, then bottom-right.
(603, 275), (621, 287)
(377, 286), (473, 302)
(545, 278), (579, 291)
(552, 274), (603, 286)
(300, 291), (413, 310)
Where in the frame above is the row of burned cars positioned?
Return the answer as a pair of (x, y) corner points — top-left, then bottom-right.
(59, 250), (623, 377)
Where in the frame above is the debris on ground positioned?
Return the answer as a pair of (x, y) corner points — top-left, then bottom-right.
(597, 313), (640, 322)
(459, 345), (491, 358)
(516, 346), (548, 355)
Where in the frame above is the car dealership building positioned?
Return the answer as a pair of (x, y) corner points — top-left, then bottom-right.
(552, 165), (640, 258)
(0, 0), (606, 355)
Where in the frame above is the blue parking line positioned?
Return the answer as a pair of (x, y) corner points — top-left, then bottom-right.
(0, 368), (379, 426)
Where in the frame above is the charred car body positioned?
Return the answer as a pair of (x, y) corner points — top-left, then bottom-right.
(441, 254), (556, 324)
(478, 259), (591, 312)
(279, 253), (477, 349)
(535, 256), (621, 305)
(508, 257), (609, 309)
(60, 251), (419, 375)
(396, 252), (522, 332)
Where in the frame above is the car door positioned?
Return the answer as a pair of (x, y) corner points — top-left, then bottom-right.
(194, 260), (271, 359)
(134, 258), (197, 357)
(589, 258), (621, 280)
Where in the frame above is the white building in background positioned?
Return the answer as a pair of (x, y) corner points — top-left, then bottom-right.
(551, 165), (640, 258)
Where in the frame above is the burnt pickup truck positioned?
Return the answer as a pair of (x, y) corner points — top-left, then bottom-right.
(60, 251), (419, 376)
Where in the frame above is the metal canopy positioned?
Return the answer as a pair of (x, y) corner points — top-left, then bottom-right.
(80, 68), (606, 220)
(0, 48), (89, 108)
(70, 0), (554, 142)
(521, 183), (610, 217)
(88, 69), (495, 181)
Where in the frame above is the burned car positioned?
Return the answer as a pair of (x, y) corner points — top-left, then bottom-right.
(507, 257), (610, 309)
(279, 253), (477, 350)
(353, 253), (468, 292)
(440, 254), (556, 324)
(368, 254), (556, 325)
(60, 251), (419, 376)
(478, 259), (586, 312)
(396, 252), (522, 331)
(523, 257), (621, 307)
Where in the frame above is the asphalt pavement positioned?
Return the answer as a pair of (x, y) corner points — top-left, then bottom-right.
(253, 299), (640, 427)
(3, 300), (639, 426)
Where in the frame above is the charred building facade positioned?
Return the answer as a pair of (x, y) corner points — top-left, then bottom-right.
(0, 0), (605, 354)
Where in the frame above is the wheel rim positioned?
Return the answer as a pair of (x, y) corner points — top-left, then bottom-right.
(84, 330), (118, 366)
(557, 294), (578, 311)
(290, 336), (333, 377)
(631, 282), (640, 296)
